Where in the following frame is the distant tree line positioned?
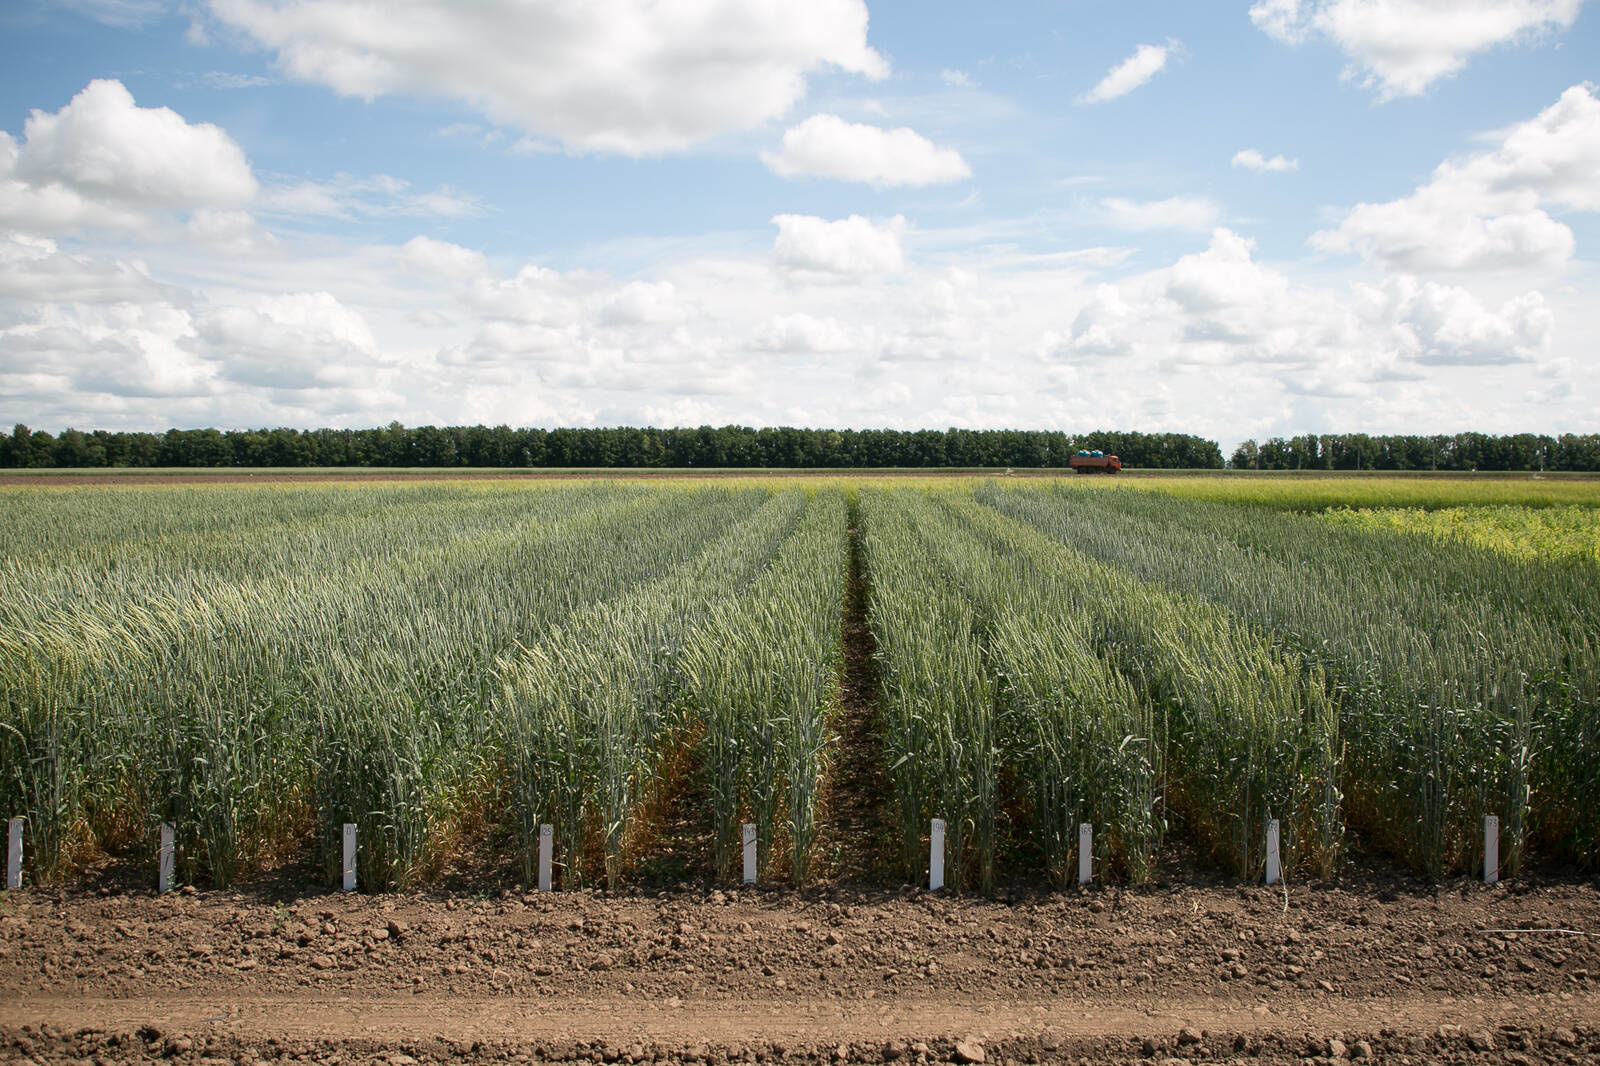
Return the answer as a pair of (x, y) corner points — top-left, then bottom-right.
(1, 423), (1224, 470)
(1229, 433), (1600, 472)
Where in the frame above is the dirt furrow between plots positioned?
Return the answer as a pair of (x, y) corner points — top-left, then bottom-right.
(811, 496), (896, 883)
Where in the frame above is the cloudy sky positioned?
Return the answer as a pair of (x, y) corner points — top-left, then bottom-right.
(1, 0), (1597, 447)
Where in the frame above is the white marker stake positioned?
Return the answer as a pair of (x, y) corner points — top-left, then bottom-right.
(342, 823), (357, 893)
(1078, 823), (1093, 885)
(929, 818), (946, 892)
(158, 823), (175, 894)
(1484, 814), (1500, 885)
(1264, 819), (1281, 886)
(538, 824), (553, 892)
(742, 824), (757, 885)
(6, 817), (21, 890)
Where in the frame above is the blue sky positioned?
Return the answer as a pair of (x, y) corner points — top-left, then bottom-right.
(1, 0), (1597, 448)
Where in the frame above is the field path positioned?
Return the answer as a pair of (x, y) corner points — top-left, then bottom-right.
(4, 877), (1600, 1061)
(5, 986), (1600, 1040)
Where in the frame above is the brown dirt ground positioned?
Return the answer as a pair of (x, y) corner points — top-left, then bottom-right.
(3, 874), (1598, 1065)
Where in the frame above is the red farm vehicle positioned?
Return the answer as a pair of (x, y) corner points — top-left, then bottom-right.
(1069, 450), (1122, 474)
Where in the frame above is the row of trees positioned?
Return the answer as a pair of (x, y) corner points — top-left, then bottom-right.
(1229, 433), (1600, 472)
(1, 423), (1225, 470)
(13, 424), (1596, 472)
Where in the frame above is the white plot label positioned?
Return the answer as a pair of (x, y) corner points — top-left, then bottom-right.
(1078, 823), (1093, 885)
(6, 817), (20, 890)
(538, 824), (553, 892)
(1485, 814), (1500, 884)
(930, 818), (946, 892)
(1265, 819), (1281, 886)
(742, 823), (757, 885)
(342, 823), (357, 893)
(158, 823), (175, 894)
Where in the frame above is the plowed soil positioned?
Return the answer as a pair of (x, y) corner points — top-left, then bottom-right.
(4, 874), (1598, 1065)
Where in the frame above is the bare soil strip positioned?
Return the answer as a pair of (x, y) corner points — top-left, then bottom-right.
(812, 497), (897, 883)
(4, 875), (1600, 1062)
(4, 989), (1597, 1046)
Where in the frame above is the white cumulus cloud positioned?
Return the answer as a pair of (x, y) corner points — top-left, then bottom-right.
(399, 236), (489, 280)
(204, 0), (888, 155)
(195, 291), (379, 390)
(1376, 278), (1552, 365)
(2, 301), (209, 401)
(755, 313), (865, 354)
(184, 208), (277, 256)
(0, 79), (257, 234)
(1079, 41), (1177, 104)
(1314, 84), (1600, 271)
(772, 213), (906, 275)
(465, 265), (583, 326)
(1053, 227), (1559, 390)
(1063, 284), (1136, 357)
(762, 114), (971, 187)
(597, 281), (685, 326)
(1250, 0), (1584, 99)
(0, 233), (175, 305)
(1232, 148), (1299, 173)
(1158, 228), (1298, 349)
(1, 214), (1588, 443)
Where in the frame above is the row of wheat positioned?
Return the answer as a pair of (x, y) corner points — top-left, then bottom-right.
(862, 486), (1340, 889)
(980, 481), (1600, 874)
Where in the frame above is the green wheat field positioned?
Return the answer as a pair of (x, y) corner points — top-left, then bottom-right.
(3, 476), (1597, 891)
